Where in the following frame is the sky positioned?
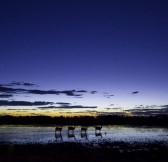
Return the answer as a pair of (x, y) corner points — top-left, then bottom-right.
(0, 0), (168, 116)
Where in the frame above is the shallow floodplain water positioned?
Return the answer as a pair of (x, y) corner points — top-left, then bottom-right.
(0, 125), (168, 145)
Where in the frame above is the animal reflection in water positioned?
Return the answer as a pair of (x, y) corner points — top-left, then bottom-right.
(95, 125), (103, 138)
(55, 126), (104, 141)
(81, 132), (88, 140)
(55, 132), (63, 141)
(95, 132), (102, 138)
(68, 126), (76, 133)
(68, 132), (76, 139)
(55, 126), (63, 141)
(80, 126), (88, 140)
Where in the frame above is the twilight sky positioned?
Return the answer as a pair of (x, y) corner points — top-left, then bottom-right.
(0, 0), (168, 116)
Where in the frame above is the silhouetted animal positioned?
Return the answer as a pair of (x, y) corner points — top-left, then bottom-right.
(81, 132), (88, 140)
(55, 126), (63, 133)
(68, 126), (75, 132)
(95, 125), (102, 132)
(81, 126), (87, 132)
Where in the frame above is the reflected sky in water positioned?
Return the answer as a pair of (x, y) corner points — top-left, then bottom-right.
(0, 125), (168, 145)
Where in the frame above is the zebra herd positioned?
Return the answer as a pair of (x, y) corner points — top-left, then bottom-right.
(55, 125), (102, 133)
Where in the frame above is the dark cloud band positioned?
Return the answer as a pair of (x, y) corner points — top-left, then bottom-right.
(0, 94), (13, 98)
(0, 85), (89, 97)
(38, 105), (97, 109)
(0, 100), (53, 106)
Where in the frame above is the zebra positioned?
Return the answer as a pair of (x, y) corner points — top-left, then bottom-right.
(95, 125), (102, 132)
(55, 126), (63, 133)
(81, 126), (88, 133)
(68, 126), (75, 133)
(81, 131), (88, 140)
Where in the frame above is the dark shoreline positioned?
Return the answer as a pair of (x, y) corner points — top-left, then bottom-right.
(1, 115), (168, 126)
(0, 141), (168, 162)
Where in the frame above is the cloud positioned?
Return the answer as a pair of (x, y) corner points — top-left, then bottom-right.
(27, 89), (85, 96)
(97, 112), (127, 116)
(73, 96), (83, 98)
(103, 92), (109, 94)
(56, 102), (71, 105)
(51, 110), (97, 115)
(38, 105), (97, 109)
(126, 105), (168, 116)
(85, 110), (97, 113)
(0, 85), (23, 93)
(0, 85), (87, 97)
(1, 81), (36, 87)
(132, 91), (139, 94)
(91, 91), (97, 94)
(161, 105), (168, 109)
(0, 94), (13, 98)
(0, 100), (54, 106)
(104, 94), (114, 98)
(110, 104), (114, 106)
(105, 107), (121, 110)
(7, 109), (37, 110)
(76, 90), (87, 93)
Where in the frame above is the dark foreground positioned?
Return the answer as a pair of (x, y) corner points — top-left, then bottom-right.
(0, 142), (168, 162)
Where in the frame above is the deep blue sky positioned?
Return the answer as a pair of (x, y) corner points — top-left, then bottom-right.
(0, 0), (168, 116)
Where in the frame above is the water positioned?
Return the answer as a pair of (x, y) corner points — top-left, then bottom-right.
(0, 125), (168, 145)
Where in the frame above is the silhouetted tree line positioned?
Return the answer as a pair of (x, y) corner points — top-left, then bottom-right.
(0, 115), (168, 126)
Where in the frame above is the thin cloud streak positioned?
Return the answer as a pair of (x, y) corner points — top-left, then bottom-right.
(132, 91), (139, 94)
(7, 81), (36, 87)
(126, 105), (168, 116)
(38, 105), (97, 109)
(0, 94), (13, 98)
